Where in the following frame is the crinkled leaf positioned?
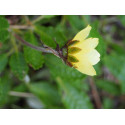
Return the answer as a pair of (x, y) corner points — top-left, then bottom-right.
(35, 26), (66, 48)
(45, 53), (86, 91)
(0, 17), (9, 43)
(34, 26), (56, 48)
(45, 54), (93, 108)
(24, 32), (44, 70)
(9, 52), (29, 80)
(45, 54), (85, 82)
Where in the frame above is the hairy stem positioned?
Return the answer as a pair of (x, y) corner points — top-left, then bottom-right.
(14, 34), (60, 57)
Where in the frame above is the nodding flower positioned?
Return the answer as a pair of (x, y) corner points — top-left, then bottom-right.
(64, 25), (100, 76)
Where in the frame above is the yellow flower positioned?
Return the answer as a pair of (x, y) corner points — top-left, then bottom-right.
(67, 25), (100, 76)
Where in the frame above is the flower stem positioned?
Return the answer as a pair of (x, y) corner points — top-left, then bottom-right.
(14, 34), (60, 57)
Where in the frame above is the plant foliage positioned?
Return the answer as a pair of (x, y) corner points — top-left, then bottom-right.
(0, 15), (125, 109)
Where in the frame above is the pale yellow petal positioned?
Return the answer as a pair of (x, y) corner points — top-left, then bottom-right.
(85, 49), (100, 65)
(73, 25), (91, 41)
(74, 58), (96, 76)
(69, 25), (100, 76)
(72, 38), (99, 53)
(72, 52), (96, 76)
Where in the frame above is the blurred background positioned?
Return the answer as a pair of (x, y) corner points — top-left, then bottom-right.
(0, 15), (125, 109)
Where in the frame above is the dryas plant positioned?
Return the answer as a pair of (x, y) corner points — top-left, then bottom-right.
(15, 25), (100, 76)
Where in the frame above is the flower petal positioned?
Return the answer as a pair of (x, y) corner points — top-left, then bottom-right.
(68, 25), (100, 76)
(73, 25), (91, 41)
(74, 58), (96, 76)
(73, 52), (96, 76)
(85, 49), (100, 65)
(72, 38), (99, 53)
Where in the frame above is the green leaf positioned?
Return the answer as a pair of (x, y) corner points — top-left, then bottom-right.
(29, 82), (61, 108)
(0, 30), (9, 42)
(45, 54), (93, 108)
(0, 54), (8, 73)
(35, 26), (66, 48)
(96, 80), (120, 96)
(34, 26), (56, 48)
(9, 52), (29, 80)
(0, 17), (9, 43)
(52, 27), (67, 47)
(0, 17), (9, 30)
(45, 54), (84, 83)
(103, 52), (125, 94)
(45, 53), (86, 90)
(24, 32), (44, 70)
(56, 77), (93, 109)
(0, 76), (11, 107)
